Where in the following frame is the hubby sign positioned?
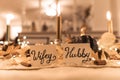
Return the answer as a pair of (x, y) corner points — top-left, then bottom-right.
(62, 43), (92, 66)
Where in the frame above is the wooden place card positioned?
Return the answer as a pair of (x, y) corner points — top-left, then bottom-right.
(30, 45), (58, 67)
(61, 43), (92, 66)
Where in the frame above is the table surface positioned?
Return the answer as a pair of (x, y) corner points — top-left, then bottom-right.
(0, 67), (120, 80)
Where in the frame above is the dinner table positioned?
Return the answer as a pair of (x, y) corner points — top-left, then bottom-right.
(0, 66), (120, 80)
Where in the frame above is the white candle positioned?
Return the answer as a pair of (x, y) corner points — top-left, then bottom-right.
(5, 14), (14, 42)
(106, 11), (113, 33)
(6, 19), (10, 42)
(56, 0), (62, 40)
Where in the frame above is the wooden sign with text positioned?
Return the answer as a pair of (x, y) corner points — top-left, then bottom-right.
(62, 43), (92, 66)
(30, 45), (57, 67)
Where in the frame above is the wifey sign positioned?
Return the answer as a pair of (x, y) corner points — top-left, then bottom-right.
(61, 43), (92, 66)
(30, 45), (57, 67)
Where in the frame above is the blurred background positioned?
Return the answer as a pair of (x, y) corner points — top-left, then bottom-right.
(0, 0), (120, 44)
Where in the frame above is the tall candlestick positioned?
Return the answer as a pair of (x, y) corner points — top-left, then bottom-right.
(6, 19), (10, 42)
(5, 14), (14, 42)
(106, 11), (113, 33)
(57, 16), (61, 39)
(6, 25), (10, 42)
(56, 0), (62, 40)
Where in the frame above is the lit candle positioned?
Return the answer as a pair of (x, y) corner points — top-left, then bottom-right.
(106, 11), (113, 33)
(6, 19), (10, 42)
(56, 0), (62, 40)
(5, 14), (14, 42)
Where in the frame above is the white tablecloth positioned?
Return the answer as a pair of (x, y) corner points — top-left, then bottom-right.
(0, 67), (120, 80)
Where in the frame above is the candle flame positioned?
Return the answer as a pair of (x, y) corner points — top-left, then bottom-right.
(106, 11), (111, 21)
(5, 14), (14, 25)
(57, 3), (61, 16)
